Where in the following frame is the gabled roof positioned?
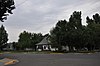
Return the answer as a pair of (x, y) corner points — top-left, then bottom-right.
(36, 37), (49, 45)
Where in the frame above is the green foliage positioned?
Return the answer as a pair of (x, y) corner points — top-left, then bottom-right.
(50, 11), (100, 51)
(86, 13), (100, 50)
(50, 11), (83, 51)
(18, 31), (43, 50)
(50, 20), (67, 51)
(18, 31), (32, 50)
(0, 25), (8, 50)
(0, 0), (15, 22)
(69, 11), (82, 29)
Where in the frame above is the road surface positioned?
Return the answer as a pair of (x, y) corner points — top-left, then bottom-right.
(0, 52), (100, 66)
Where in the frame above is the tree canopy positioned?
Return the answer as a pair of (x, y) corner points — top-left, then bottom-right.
(0, 0), (15, 22)
(50, 11), (100, 51)
(18, 31), (44, 50)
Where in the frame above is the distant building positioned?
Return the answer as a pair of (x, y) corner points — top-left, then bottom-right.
(2, 42), (16, 51)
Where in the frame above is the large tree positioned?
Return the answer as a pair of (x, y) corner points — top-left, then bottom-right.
(0, 0), (15, 22)
(50, 11), (83, 51)
(68, 11), (83, 51)
(18, 31), (32, 50)
(0, 25), (8, 50)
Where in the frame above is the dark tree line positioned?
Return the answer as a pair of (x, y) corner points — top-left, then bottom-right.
(50, 11), (100, 51)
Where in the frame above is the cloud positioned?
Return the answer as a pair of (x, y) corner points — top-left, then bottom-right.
(0, 0), (100, 42)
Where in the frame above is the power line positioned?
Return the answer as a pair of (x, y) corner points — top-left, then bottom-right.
(16, 0), (29, 8)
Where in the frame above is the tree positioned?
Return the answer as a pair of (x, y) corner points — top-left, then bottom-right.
(50, 20), (68, 51)
(31, 33), (43, 50)
(0, 25), (8, 50)
(0, 0), (15, 22)
(18, 31), (43, 50)
(67, 11), (83, 51)
(50, 11), (83, 51)
(18, 31), (32, 50)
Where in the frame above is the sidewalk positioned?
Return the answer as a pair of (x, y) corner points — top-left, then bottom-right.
(0, 58), (19, 66)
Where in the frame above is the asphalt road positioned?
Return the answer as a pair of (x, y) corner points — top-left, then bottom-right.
(0, 52), (100, 66)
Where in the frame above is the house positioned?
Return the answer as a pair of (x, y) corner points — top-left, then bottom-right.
(36, 37), (51, 51)
(2, 42), (17, 51)
(36, 37), (59, 51)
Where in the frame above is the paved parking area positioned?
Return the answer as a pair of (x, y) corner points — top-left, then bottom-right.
(0, 52), (100, 66)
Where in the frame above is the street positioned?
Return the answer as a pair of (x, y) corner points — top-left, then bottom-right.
(0, 52), (100, 66)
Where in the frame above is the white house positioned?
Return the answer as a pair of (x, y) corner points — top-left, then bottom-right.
(36, 37), (51, 51)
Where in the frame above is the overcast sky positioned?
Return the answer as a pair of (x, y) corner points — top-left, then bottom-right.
(0, 0), (100, 42)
